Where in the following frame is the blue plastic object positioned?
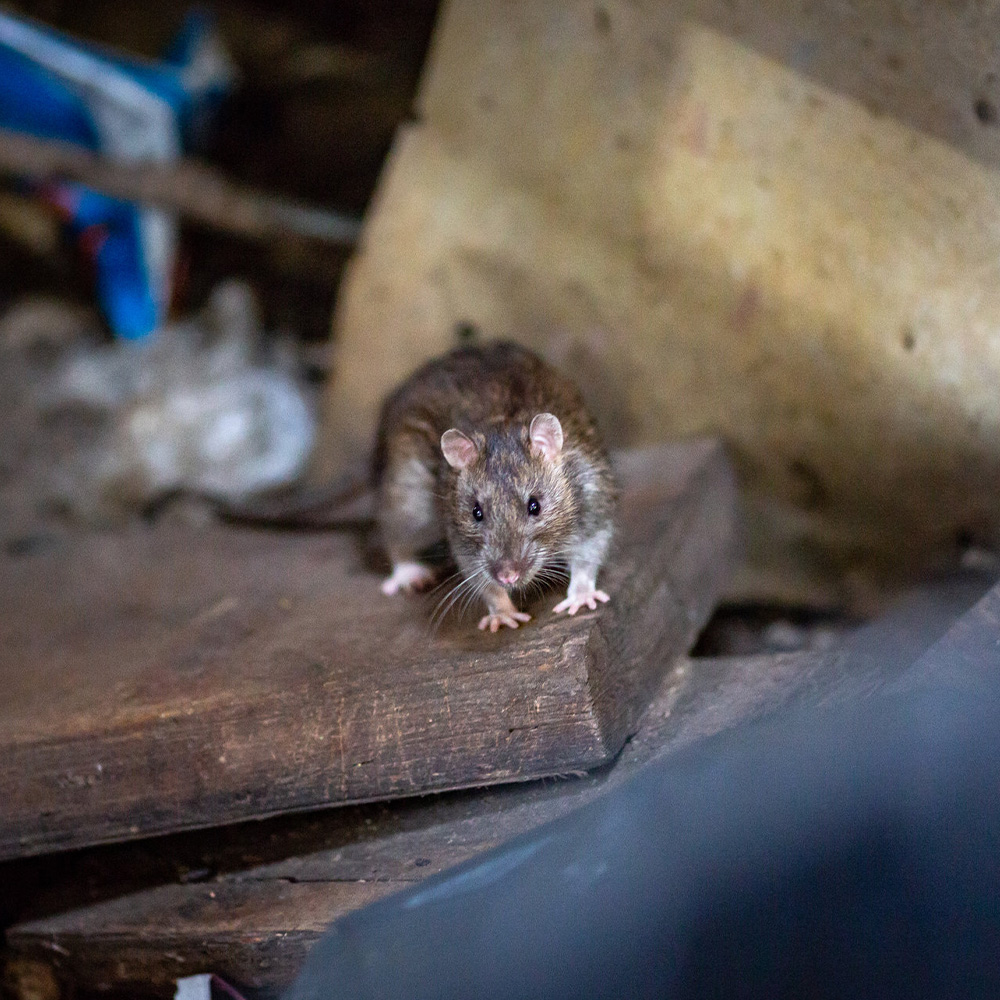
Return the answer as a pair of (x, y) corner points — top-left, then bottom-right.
(0, 10), (233, 339)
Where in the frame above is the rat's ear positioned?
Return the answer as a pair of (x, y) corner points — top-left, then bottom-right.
(529, 413), (564, 463)
(441, 429), (479, 469)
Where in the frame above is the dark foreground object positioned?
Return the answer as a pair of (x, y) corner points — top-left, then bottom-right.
(286, 586), (1000, 1000)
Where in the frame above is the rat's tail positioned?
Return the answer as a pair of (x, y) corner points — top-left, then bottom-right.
(217, 468), (374, 528)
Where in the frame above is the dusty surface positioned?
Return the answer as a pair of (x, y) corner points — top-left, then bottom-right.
(8, 568), (993, 999)
(0, 648), (822, 998)
(0, 440), (734, 858)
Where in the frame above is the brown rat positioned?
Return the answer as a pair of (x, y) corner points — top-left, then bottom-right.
(374, 341), (617, 632)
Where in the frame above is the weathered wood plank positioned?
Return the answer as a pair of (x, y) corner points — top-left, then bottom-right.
(5, 650), (821, 999)
(9, 574), (992, 999)
(0, 439), (736, 860)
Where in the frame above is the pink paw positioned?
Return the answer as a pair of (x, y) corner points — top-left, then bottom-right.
(381, 562), (436, 595)
(553, 588), (610, 616)
(478, 610), (532, 633)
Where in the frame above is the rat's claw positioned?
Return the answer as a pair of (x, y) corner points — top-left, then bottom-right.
(478, 610), (532, 632)
(553, 597), (582, 615)
(381, 561), (436, 595)
(553, 589), (611, 616)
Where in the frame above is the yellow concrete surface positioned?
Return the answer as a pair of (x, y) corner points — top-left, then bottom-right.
(320, 0), (1000, 606)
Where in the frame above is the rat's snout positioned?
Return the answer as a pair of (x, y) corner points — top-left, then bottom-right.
(492, 559), (528, 587)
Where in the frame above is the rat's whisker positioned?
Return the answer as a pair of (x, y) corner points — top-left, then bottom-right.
(431, 568), (488, 627)
(425, 569), (464, 598)
(430, 576), (471, 624)
(431, 579), (475, 626)
(458, 573), (491, 618)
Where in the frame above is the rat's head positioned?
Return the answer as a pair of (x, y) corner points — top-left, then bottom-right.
(441, 413), (575, 590)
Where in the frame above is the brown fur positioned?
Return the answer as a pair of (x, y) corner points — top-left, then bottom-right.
(374, 342), (617, 605)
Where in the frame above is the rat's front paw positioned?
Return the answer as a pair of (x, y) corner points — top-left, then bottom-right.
(381, 561), (436, 595)
(553, 587), (610, 616)
(478, 610), (532, 633)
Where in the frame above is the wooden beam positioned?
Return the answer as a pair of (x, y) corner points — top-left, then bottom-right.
(4, 648), (829, 999)
(0, 127), (361, 247)
(7, 573), (992, 999)
(0, 440), (737, 860)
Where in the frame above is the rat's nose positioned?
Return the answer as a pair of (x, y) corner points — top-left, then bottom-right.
(493, 562), (522, 586)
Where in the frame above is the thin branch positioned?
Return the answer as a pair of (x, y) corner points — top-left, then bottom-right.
(0, 126), (362, 248)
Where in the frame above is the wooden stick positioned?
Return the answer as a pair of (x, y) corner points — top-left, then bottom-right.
(0, 126), (362, 247)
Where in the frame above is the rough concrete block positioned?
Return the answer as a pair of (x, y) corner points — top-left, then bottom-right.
(320, 0), (1000, 606)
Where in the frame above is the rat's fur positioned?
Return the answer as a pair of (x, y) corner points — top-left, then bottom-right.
(375, 342), (617, 631)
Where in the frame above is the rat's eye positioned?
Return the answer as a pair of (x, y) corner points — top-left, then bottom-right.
(472, 503), (483, 522)
(527, 496), (541, 516)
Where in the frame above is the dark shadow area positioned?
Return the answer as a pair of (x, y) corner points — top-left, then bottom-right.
(285, 609), (1000, 1000)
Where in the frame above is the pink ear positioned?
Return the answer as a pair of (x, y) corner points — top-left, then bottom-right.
(441, 429), (479, 469)
(529, 413), (564, 462)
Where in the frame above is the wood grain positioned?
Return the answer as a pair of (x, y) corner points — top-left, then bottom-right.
(7, 574), (992, 999)
(4, 649), (823, 999)
(0, 439), (736, 860)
